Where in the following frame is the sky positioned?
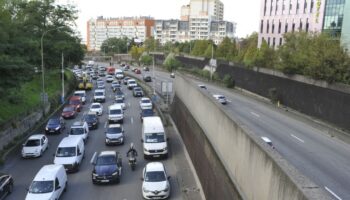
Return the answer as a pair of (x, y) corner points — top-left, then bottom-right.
(67, 0), (260, 42)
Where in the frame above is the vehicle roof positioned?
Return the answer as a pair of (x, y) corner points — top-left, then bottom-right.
(34, 165), (64, 181)
(108, 124), (121, 128)
(128, 79), (136, 82)
(109, 104), (122, 109)
(141, 97), (150, 101)
(70, 96), (81, 100)
(145, 162), (165, 172)
(58, 136), (83, 147)
(74, 90), (86, 94)
(95, 89), (105, 92)
(143, 117), (164, 133)
(72, 121), (86, 127)
(91, 102), (102, 106)
(64, 104), (76, 108)
(87, 111), (97, 115)
(213, 94), (224, 98)
(99, 151), (116, 156)
(261, 137), (272, 143)
(28, 134), (45, 140)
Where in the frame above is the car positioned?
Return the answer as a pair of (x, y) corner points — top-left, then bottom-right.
(115, 70), (124, 79)
(54, 137), (85, 172)
(135, 69), (141, 74)
(91, 151), (122, 184)
(143, 74), (152, 82)
(83, 112), (99, 130)
(61, 105), (78, 119)
(68, 121), (89, 142)
(74, 90), (87, 104)
(0, 172), (14, 199)
(115, 97), (126, 110)
(111, 82), (121, 92)
(105, 124), (125, 145)
(106, 75), (114, 83)
(140, 109), (155, 122)
(68, 96), (82, 112)
(45, 118), (65, 134)
(90, 103), (103, 116)
(127, 79), (137, 89)
(99, 71), (106, 77)
(93, 89), (106, 103)
(213, 94), (227, 104)
(123, 77), (130, 85)
(108, 104), (124, 123)
(133, 87), (144, 97)
(261, 137), (275, 149)
(25, 165), (67, 200)
(140, 97), (152, 110)
(143, 66), (150, 71)
(97, 81), (105, 89)
(115, 90), (125, 100)
(22, 134), (49, 158)
(170, 72), (175, 78)
(198, 84), (207, 89)
(92, 74), (98, 80)
(142, 162), (170, 199)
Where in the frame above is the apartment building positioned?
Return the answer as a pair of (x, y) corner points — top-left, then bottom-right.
(259, 0), (350, 50)
(181, 0), (224, 21)
(155, 20), (190, 44)
(87, 16), (154, 51)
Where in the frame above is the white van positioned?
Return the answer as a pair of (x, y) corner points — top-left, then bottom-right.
(108, 104), (124, 123)
(74, 90), (86, 104)
(115, 69), (124, 79)
(68, 121), (89, 142)
(142, 117), (168, 159)
(127, 79), (137, 90)
(25, 164), (67, 200)
(54, 137), (85, 172)
(94, 89), (106, 103)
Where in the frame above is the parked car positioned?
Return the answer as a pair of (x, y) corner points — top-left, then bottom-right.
(25, 165), (67, 200)
(105, 124), (125, 145)
(45, 118), (65, 134)
(213, 94), (227, 104)
(91, 151), (122, 184)
(22, 134), (49, 158)
(133, 87), (144, 97)
(83, 112), (99, 130)
(90, 103), (103, 116)
(0, 172), (14, 199)
(140, 109), (155, 122)
(140, 97), (152, 110)
(61, 105), (78, 119)
(68, 96), (82, 112)
(198, 84), (207, 89)
(142, 162), (170, 199)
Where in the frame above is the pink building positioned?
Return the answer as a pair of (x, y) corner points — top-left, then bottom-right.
(258, 0), (326, 48)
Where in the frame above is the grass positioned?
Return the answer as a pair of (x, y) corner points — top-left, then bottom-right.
(0, 69), (74, 124)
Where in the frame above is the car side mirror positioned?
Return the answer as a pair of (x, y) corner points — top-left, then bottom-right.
(141, 178), (144, 181)
(141, 139), (144, 143)
(26, 187), (29, 192)
(53, 153), (55, 157)
(167, 138), (169, 141)
(55, 186), (61, 190)
(22, 143), (25, 146)
(168, 176), (171, 180)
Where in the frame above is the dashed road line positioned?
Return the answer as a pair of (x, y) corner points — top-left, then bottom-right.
(131, 117), (134, 124)
(128, 103), (131, 107)
(104, 122), (107, 128)
(291, 134), (305, 143)
(250, 112), (260, 118)
(325, 187), (342, 200)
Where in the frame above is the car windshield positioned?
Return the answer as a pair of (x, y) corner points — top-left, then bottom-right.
(25, 139), (40, 147)
(129, 81), (136, 84)
(70, 128), (84, 135)
(116, 91), (123, 95)
(63, 107), (74, 112)
(96, 155), (116, 165)
(218, 96), (225, 99)
(134, 88), (141, 91)
(110, 109), (121, 115)
(142, 109), (154, 115)
(69, 100), (80, 105)
(48, 119), (59, 125)
(29, 181), (54, 194)
(84, 115), (96, 121)
(56, 147), (76, 157)
(75, 93), (84, 97)
(95, 92), (104, 96)
(142, 99), (151, 103)
(145, 171), (166, 182)
(116, 99), (123, 103)
(91, 104), (101, 109)
(107, 127), (122, 134)
(145, 133), (165, 143)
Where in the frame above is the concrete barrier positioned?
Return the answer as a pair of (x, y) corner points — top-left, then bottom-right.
(172, 74), (331, 200)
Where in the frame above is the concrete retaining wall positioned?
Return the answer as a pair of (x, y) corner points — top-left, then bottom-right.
(172, 74), (331, 200)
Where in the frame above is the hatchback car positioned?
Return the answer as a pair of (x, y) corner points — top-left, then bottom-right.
(111, 82), (121, 92)
(142, 162), (170, 199)
(213, 94), (227, 105)
(123, 77), (130, 85)
(105, 124), (125, 145)
(83, 112), (99, 130)
(106, 75), (114, 83)
(45, 118), (65, 134)
(140, 109), (155, 122)
(140, 98), (152, 110)
(115, 90), (125, 100)
(115, 98), (126, 110)
(61, 105), (77, 119)
(91, 151), (122, 184)
(133, 87), (144, 97)
(22, 135), (49, 158)
(143, 74), (152, 82)
(68, 96), (82, 112)
(0, 172), (14, 199)
(90, 103), (103, 116)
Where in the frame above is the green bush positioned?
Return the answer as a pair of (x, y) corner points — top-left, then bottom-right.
(223, 75), (235, 88)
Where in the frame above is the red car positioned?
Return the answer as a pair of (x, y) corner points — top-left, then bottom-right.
(61, 105), (78, 119)
(69, 96), (82, 112)
(135, 69), (141, 74)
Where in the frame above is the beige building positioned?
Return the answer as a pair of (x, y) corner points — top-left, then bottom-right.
(181, 0), (224, 21)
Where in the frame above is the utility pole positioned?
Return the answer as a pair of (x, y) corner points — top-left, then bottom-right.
(211, 43), (214, 81)
(152, 55), (156, 95)
(61, 52), (65, 104)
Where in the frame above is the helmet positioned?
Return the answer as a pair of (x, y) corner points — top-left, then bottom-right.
(130, 143), (134, 149)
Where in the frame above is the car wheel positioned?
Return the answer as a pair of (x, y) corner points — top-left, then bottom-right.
(8, 183), (13, 194)
(144, 155), (148, 159)
(64, 182), (67, 192)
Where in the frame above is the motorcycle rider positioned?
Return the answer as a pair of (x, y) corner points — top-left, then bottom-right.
(126, 143), (138, 162)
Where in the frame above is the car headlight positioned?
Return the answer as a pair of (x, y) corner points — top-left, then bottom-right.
(144, 148), (149, 152)
(143, 187), (150, 193)
(112, 171), (119, 176)
(45, 127), (48, 130)
(92, 173), (97, 178)
(163, 147), (168, 151)
(55, 126), (60, 130)
(163, 185), (169, 192)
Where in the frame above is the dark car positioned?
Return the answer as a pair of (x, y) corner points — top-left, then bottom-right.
(123, 77), (130, 85)
(143, 66), (149, 71)
(140, 109), (155, 122)
(133, 87), (144, 97)
(61, 105), (77, 119)
(45, 118), (65, 134)
(83, 113), (99, 130)
(69, 96), (82, 112)
(111, 82), (121, 92)
(143, 74), (152, 82)
(135, 69), (141, 74)
(92, 151), (122, 184)
(0, 173), (14, 199)
(115, 90), (125, 100)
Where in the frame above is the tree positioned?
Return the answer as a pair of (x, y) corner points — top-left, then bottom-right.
(101, 37), (128, 55)
(140, 54), (153, 66)
(163, 53), (182, 72)
(191, 40), (211, 56)
(144, 37), (157, 53)
(254, 40), (277, 69)
(130, 45), (145, 65)
(204, 44), (215, 58)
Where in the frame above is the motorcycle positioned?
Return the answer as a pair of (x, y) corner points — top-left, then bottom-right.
(128, 155), (136, 171)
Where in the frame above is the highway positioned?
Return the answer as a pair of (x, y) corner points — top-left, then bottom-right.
(0, 68), (203, 200)
(130, 67), (350, 200)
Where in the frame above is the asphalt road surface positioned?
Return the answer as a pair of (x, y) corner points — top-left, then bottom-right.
(142, 68), (350, 200)
(1, 69), (202, 200)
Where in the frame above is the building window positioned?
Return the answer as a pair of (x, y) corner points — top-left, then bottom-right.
(267, 20), (270, 33)
(264, 0), (267, 16)
(272, 37), (276, 47)
(278, 21), (281, 33)
(268, 37), (270, 46)
(306, 20), (309, 32)
(310, 0), (314, 13)
(285, 22), (288, 33)
(272, 21), (275, 33)
(260, 20), (264, 33)
(304, 0), (307, 13)
(299, 20), (303, 31)
(279, 37), (283, 45)
(296, 0), (300, 14)
(292, 22), (295, 32)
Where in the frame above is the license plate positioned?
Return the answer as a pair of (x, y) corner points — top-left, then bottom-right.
(101, 180), (109, 183)
(153, 155), (160, 157)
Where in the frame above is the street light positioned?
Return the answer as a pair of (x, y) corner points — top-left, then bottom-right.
(41, 26), (64, 113)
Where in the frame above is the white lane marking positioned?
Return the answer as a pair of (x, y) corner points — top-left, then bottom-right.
(128, 103), (131, 107)
(250, 112), (260, 118)
(131, 117), (134, 124)
(104, 122), (107, 128)
(325, 187), (342, 200)
(291, 134), (305, 143)
(109, 94), (112, 98)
